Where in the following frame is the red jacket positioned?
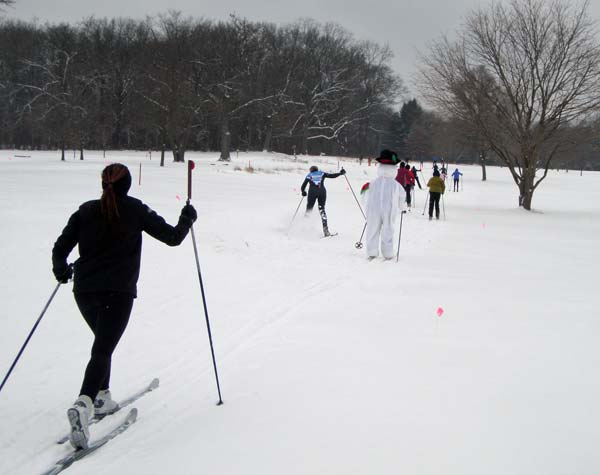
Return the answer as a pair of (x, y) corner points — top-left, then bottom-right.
(395, 167), (408, 186)
(406, 170), (415, 186)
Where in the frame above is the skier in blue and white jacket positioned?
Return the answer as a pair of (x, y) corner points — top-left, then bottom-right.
(300, 165), (345, 236)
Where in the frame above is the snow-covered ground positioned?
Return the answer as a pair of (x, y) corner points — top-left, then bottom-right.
(0, 150), (598, 475)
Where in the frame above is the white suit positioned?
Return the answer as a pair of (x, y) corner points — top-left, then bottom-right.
(363, 164), (406, 259)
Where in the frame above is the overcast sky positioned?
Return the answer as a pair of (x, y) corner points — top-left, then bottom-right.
(4, 0), (600, 98)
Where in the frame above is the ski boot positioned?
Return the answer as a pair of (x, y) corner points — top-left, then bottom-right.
(67, 395), (94, 450)
(94, 389), (119, 417)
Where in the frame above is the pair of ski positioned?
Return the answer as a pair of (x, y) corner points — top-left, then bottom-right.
(43, 378), (159, 475)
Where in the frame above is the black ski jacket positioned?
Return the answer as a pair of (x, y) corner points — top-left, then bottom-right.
(52, 196), (193, 297)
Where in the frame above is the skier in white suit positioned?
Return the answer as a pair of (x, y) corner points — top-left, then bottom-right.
(361, 150), (406, 260)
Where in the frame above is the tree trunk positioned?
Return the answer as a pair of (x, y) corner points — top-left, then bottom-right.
(172, 141), (185, 162)
(263, 116), (273, 152)
(219, 117), (231, 161)
(519, 168), (535, 210)
(358, 118), (368, 159)
(301, 122), (308, 155)
(112, 119), (122, 149)
(480, 151), (487, 181)
(246, 119), (252, 152)
(79, 143), (84, 160)
(160, 143), (165, 167)
(60, 140), (65, 161)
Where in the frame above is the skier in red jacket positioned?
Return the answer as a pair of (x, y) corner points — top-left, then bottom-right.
(404, 164), (415, 207)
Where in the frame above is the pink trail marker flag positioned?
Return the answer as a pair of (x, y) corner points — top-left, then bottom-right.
(436, 307), (444, 317)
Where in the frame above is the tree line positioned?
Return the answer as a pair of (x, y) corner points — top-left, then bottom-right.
(2, 1), (600, 210)
(0, 13), (407, 162)
(416, 0), (600, 209)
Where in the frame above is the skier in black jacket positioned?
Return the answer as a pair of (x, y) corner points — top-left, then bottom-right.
(52, 163), (197, 450)
(300, 165), (345, 236)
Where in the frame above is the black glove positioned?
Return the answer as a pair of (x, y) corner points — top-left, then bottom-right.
(340, 168), (346, 175)
(301, 190), (307, 197)
(54, 265), (73, 284)
(181, 203), (197, 223)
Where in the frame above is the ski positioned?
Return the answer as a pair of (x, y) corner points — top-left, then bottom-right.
(43, 408), (138, 475)
(322, 233), (338, 238)
(56, 378), (158, 444)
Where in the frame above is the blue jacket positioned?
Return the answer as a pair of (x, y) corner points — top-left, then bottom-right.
(452, 169), (463, 179)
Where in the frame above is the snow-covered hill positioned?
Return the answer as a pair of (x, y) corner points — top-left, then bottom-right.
(1, 150), (598, 475)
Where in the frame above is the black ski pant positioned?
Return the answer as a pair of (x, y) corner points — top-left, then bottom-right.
(75, 292), (134, 400)
(429, 192), (441, 218)
(404, 185), (412, 206)
(453, 179), (459, 192)
(306, 189), (329, 232)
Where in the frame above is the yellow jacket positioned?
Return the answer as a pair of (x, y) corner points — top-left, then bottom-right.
(427, 176), (445, 194)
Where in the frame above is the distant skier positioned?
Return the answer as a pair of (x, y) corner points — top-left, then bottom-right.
(52, 163), (197, 450)
(411, 165), (422, 190)
(404, 164), (415, 208)
(440, 165), (448, 182)
(427, 169), (445, 220)
(301, 165), (346, 237)
(361, 150), (406, 260)
(395, 160), (408, 187)
(452, 168), (463, 192)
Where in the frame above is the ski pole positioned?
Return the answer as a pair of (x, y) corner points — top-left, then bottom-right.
(396, 211), (406, 262)
(442, 192), (446, 220)
(0, 280), (63, 395)
(355, 221), (367, 249)
(422, 192), (429, 216)
(344, 175), (366, 219)
(187, 160), (224, 406)
(287, 195), (305, 234)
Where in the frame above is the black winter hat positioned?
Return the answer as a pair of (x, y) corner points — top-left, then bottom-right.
(376, 149), (399, 165)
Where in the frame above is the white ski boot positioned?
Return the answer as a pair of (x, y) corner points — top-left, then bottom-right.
(67, 395), (94, 450)
(94, 389), (119, 417)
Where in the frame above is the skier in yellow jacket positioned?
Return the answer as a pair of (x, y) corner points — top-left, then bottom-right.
(426, 169), (445, 220)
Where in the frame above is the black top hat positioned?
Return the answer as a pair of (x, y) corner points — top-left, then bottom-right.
(376, 149), (399, 165)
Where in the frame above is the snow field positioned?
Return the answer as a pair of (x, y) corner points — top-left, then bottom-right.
(0, 150), (599, 474)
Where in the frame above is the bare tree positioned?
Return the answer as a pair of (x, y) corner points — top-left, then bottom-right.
(138, 12), (203, 163)
(1, 14), (404, 159)
(202, 16), (280, 161)
(417, 0), (600, 209)
(282, 21), (370, 155)
(19, 25), (90, 160)
(351, 41), (404, 159)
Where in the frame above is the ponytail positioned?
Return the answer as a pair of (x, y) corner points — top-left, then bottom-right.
(100, 164), (131, 227)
